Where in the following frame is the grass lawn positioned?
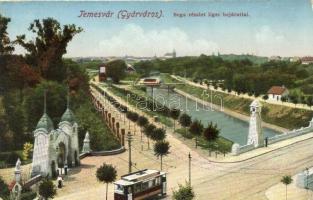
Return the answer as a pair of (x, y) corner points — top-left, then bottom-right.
(107, 84), (173, 127)
(0, 150), (32, 168)
(175, 128), (233, 154)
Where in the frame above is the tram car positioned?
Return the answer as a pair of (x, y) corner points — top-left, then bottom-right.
(114, 169), (167, 200)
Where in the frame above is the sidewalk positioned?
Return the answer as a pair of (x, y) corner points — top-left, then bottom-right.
(265, 174), (313, 200)
(220, 131), (313, 163)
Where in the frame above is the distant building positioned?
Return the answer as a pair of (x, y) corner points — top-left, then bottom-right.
(139, 78), (161, 86)
(126, 64), (136, 74)
(99, 65), (107, 82)
(301, 57), (313, 65)
(268, 56), (281, 61)
(163, 49), (176, 59)
(267, 86), (289, 101)
(290, 57), (300, 62)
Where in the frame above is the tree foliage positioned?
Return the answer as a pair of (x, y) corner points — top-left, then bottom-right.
(150, 128), (166, 141)
(189, 119), (203, 137)
(15, 18), (82, 81)
(281, 175), (293, 200)
(172, 183), (195, 200)
(137, 116), (148, 127)
(105, 60), (127, 83)
(0, 176), (10, 199)
(169, 108), (180, 120)
(96, 163), (117, 200)
(22, 142), (33, 161)
(39, 178), (56, 200)
(203, 122), (220, 141)
(154, 140), (170, 170)
(0, 16), (118, 153)
(134, 55), (311, 97)
(143, 123), (156, 138)
(179, 113), (192, 128)
(96, 163), (117, 183)
(0, 14), (14, 55)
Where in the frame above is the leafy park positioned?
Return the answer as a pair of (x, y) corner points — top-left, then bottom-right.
(0, 15), (119, 168)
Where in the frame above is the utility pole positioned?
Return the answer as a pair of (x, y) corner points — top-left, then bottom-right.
(127, 132), (132, 173)
(188, 152), (191, 185)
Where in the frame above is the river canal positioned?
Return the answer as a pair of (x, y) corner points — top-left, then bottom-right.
(147, 87), (279, 145)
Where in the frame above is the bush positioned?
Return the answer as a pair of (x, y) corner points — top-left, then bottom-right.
(172, 183), (195, 200)
(203, 122), (219, 141)
(0, 177), (9, 199)
(5, 152), (20, 165)
(21, 188), (37, 200)
(39, 179), (56, 200)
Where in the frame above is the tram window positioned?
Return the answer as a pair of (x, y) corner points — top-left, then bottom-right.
(115, 184), (124, 193)
(142, 181), (149, 190)
(152, 179), (156, 186)
(134, 184), (141, 193)
(155, 177), (160, 185)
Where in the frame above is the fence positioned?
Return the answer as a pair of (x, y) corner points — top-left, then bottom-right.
(268, 124), (313, 145)
(232, 119), (313, 156)
(231, 143), (255, 156)
(297, 168), (313, 189)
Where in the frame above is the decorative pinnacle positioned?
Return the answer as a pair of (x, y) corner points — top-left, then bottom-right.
(44, 89), (47, 114)
(67, 87), (70, 109)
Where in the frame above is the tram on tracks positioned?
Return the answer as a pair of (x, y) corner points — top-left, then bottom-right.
(114, 169), (167, 200)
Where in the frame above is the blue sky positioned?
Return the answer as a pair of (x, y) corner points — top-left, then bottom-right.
(1, 0), (313, 57)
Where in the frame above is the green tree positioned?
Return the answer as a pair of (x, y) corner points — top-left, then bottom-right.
(169, 108), (180, 131)
(16, 18), (82, 82)
(150, 128), (166, 141)
(2, 91), (26, 149)
(105, 60), (127, 83)
(154, 140), (170, 170)
(281, 175), (293, 200)
(143, 123), (156, 149)
(137, 116), (148, 142)
(0, 14), (14, 55)
(96, 163), (117, 200)
(172, 183), (195, 200)
(262, 94), (269, 100)
(179, 113), (192, 135)
(306, 96), (313, 109)
(39, 178), (56, 200)
(289, 95), (298, 107)
(0, 176), (10, 199)
(203, 122), (220, 141)
(189, 119), (203, 148)
(24, 81), (67, 131)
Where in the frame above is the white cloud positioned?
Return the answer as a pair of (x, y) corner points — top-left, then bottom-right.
(255, 26), (288, 56)
(98, 24), (219, 57)
(256, 26), (285, 44)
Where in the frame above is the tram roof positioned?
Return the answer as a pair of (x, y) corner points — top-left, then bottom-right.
(114, 169), (166, 185)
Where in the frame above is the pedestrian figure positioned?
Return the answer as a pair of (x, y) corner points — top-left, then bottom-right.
(57, 176), (63, 188)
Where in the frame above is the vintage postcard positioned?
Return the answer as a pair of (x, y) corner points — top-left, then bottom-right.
(1, 1), (313, 200)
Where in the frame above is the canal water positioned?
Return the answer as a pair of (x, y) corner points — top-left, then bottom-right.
(147, 88), (279, 145)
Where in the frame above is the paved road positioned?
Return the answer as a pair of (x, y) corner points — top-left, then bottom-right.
(53, 83), (313, 200)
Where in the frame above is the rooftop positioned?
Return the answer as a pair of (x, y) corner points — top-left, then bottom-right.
(114, 169), (165, 185)
(267, 86), (287, 95)
(60, 108), (76, 124)
(36, 113), (54, 132)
